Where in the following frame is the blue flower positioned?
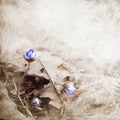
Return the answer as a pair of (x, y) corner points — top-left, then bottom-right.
(64, 82), (76, 97)
(24, 48), (37, 62)
(32, 98), (40, 105)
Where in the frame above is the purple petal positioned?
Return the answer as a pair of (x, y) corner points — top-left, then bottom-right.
(24, 48), (37, 60)
(64, 82), (76, 96)
(64, 88), (74, 96)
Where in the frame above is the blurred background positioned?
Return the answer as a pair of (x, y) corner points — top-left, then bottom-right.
(1, 0), (120, 76)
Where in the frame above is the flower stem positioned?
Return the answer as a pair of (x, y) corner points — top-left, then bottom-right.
(16, 62), (30, 102)
(38, 59), (65, 116)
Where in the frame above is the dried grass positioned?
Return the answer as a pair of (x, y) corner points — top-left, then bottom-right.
(0, 0), (16, 82)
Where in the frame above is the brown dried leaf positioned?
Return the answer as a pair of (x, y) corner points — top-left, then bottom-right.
(57, 64), (68, 71)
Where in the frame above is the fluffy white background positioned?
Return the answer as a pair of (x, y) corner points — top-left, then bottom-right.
(2, 0), (120, 66)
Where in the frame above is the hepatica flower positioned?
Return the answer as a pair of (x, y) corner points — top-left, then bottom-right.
(16, 49), (37, 102)
(64, 82), (76, 97)
(32, 98), (40, 105)
(24, 48), (37, 62)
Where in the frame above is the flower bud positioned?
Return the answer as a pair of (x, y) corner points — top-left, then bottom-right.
(24, 48), (37, 62)
(32, 98), (40, 105)
(64, 82), (76, 96)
